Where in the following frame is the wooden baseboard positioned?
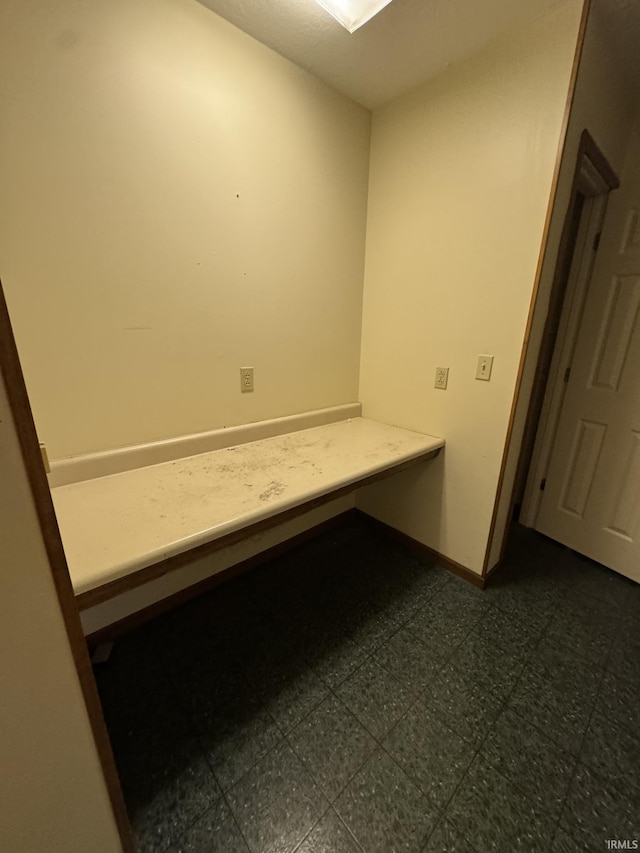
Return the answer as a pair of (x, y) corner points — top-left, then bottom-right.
(354, 509), (486, 589)
(482, 557), (504, 584)
(86, 510), (358, 647)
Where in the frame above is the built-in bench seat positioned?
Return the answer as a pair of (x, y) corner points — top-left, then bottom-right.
(51, 416), (444, 610)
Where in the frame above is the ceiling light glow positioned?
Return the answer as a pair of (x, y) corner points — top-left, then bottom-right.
(313, 0), (394, 33)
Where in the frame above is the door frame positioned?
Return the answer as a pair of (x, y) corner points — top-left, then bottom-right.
(516, 131), (619, 527)
(0, 281), (134, 852)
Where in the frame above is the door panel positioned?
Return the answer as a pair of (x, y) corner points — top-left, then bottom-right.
(589, 275), (640, 391)
(607, 430), (640, 539)
(536, 169), (640, 583)
(559, 418), (607, 518)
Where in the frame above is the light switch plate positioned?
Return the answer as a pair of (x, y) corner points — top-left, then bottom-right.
(476, 355), (494, 381)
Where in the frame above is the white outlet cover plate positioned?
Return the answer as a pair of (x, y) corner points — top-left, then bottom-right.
(434, 366), (449, 389)
(240, 366), (254, 392)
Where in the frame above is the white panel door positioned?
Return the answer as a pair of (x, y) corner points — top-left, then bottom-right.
(536, 172), (640, 583)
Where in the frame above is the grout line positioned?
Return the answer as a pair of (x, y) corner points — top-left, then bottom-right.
(281, 635), (412, 851)
(110, 520), (638, 853)
(287, 798), (336, 853)
(549, 604), (628, 850)
(279, 567), (461, 851)
(290, 804), (368, 853)
(549, 665), (608, 847)
(363, 603), (501, 852)
(420, 625), (554, 851)
(159, 645), (257, 852)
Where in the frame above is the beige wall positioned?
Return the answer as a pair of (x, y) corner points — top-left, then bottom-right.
(0, 0), (602, 618)
(487, 2), (637, 568)
(0, 373), (121, 852)
(357, 1), (585, 574)
(0, 0), (370, 459)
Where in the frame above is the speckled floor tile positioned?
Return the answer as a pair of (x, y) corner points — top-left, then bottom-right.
(373, 625), (442, 695)
(553, 583), (620, 619)
(443, 577), (489, 606)
(422, 663), (505, 748)
(158, 605), (239, 669)
(405, 607), (476, 664)
(295, 809), (361, 853)
(422, 819), (478, 853)
(607, 644), (640, 685)
(366, 566), (449, 624)
(128, 748), (221, 853)
(241, 648), (329, 734)
(570, 562), (637, 611)
(364, 579), (423, 624)
(446, 631), (525, 699)
(98, 518), (640, 853)
(532, 641), (605, 688)
(383, 699), (475, 810)
(335, 657), (415, 740)
(197, 693), (283, 791)
(288, 694), (377, 802)
(483, 582), (556, 632)
(334, 748), (437, 853)
(169, 799), (249, 852)
(550, 828), (587, 853)
(539, 602), (615, 668)
(607, 621), (640, 684)
(379, 552), (446, 590)
(507, 644), (602, 754)
(344, 603), (401, 657)
(229, 614), (293, 671)
(226, 739), (327, 853)
(317, 591), (377, 632)
(480, 707), (576, 818)
(97, 649), (190, 749)
(446, 755), (556, 853)
(595, 670), (640, 732)
(96, 639), (169, 708)
(173, 658), (253, 724)
(335, 534), (405, 582)
(426, 579), (482, 609)
(610, 601), (640, 635)
(301, 627), (369, 689)
(580, 711), (640, 796)
(285, 610), (343, 650)
(560, 762), (640, 851)
(473, 604), (546, 658)
(109, 703), (195, 789)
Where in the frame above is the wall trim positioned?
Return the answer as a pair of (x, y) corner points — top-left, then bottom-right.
(482, 0), (592, 577)
(0, 282), (134, 853)
(355, 510), (485, 589)
(517, 131), (618, 529)
(49, 402), (363, 487)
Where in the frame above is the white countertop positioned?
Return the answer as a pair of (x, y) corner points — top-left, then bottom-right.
(51, 417), (444, 596)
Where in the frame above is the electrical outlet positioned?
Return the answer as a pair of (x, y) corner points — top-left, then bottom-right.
(434, 367), (449, 390)
(476, 355), (494, 381)
(240, 366), (254, 393)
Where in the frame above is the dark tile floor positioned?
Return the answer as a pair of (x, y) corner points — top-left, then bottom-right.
(95, 515), (640, 853)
